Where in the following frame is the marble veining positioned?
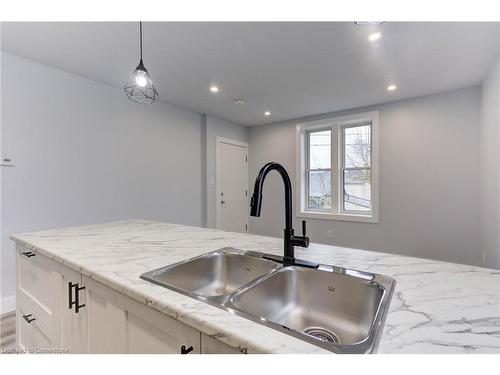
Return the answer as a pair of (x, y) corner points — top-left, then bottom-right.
(10, 220), (500, 353)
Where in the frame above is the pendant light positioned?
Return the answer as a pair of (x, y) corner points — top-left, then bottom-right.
(124, 22), (158, 104)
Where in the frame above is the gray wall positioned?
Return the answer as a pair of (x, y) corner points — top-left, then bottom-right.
(0, 52), (204, 309)
(204, 114), (248, 229)
(480, 50), (500, 269)
(249, 87), (482, 267)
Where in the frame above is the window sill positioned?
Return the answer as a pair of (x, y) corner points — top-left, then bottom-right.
(297, 210), (379, 223)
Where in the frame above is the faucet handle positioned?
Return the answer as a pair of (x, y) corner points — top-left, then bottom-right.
(290, 220), (309, 248)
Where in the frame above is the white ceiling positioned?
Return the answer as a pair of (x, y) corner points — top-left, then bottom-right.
(1, 22), (499, 126)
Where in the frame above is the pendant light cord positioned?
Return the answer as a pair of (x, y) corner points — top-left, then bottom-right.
(139, 21), (143, 61)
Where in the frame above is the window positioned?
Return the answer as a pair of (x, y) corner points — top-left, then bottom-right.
(307, 130), (331, 211)
(342, 125), (371, 212)
(297, 111), (379, 223)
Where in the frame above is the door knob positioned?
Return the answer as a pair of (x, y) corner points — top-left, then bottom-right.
(220, 200), (226, 204)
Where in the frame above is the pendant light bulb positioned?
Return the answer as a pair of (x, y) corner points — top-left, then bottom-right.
(135, 73), (148, 87)
(124, 22), (158, 104)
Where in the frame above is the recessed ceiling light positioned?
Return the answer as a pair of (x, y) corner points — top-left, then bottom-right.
(354, 21), (386, 26)
(264, 111), (271, 116)
(210, 85), (219, 93)
(368, 32), (382, 41)
(387, 85), (397, 91)
(234, 99), (245, 105)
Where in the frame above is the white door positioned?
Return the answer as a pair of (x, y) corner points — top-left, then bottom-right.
(216, 138), (249, 233)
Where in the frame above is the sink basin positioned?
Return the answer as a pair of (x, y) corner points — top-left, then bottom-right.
(140, 248), (395, 353)
(140, 248), (280, 299)
(228, 266), (394, 352)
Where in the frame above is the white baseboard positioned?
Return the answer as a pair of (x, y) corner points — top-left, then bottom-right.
(0, 295), (16, 315)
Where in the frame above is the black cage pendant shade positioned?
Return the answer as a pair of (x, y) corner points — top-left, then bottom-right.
(124, 22), (158, 104)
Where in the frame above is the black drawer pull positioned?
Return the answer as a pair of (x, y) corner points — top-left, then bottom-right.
(22, 314), (36, 324)
(68, 282), (86, 314)
(180, 345), (193, 354)
(22, 251), (36, 258)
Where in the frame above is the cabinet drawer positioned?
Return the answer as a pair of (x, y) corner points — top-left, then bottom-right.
(17, 295), (54, 351)
(18, 247), (58, 311)
(17, 305), (34, 350)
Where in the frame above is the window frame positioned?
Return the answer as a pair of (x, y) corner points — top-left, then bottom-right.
(295, 111), (379, 223)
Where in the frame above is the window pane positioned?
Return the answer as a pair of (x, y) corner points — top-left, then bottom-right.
(343, 169), (371, 211)
(344, 125), (371, 168)
(308, 170), (331, 210)
(309, 130), (331, 169)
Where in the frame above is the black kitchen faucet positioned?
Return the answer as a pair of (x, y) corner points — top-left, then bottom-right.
(250, 162), (318, 268)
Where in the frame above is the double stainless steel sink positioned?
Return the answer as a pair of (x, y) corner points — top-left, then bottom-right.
(140, 248), (395, 353)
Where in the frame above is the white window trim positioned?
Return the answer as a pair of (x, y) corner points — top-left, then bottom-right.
(295, 111), (379, 223)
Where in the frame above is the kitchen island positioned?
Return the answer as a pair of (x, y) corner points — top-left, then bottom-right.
(10, 220), (500, 353)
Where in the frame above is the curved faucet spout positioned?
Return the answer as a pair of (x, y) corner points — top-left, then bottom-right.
(250, 162), (310, 265)
(250, 162), (293, 229)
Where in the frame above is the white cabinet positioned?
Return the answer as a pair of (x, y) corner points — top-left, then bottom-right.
(82, 276), (200, 354)
(83, 276), (126, 353)
(118, 292), (200, 354)
(58, 265), (88, 353)
(16, 249), (61, 352)
(15, 245), (238, 354)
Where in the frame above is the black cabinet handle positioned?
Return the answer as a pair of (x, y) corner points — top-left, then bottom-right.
(22, 314), (36, 324)
(180, 345), (193, 354)
(68, 282), (86, 314)
(22, 251), (36, 258)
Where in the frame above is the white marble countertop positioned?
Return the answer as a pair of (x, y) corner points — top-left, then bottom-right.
(11, 220), (500, 353)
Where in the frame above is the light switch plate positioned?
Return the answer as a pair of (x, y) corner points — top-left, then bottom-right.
(0, 156), (15, 166)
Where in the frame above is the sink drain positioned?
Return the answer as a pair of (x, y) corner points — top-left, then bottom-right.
(303, 327), (339, 344)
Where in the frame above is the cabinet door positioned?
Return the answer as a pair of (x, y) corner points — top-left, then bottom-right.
(117, 293), (201, 354)
(83, 276), (126, 353)
(59, 266), (88, 353)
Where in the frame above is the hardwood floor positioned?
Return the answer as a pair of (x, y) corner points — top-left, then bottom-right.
(0, 311), (16, 353)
